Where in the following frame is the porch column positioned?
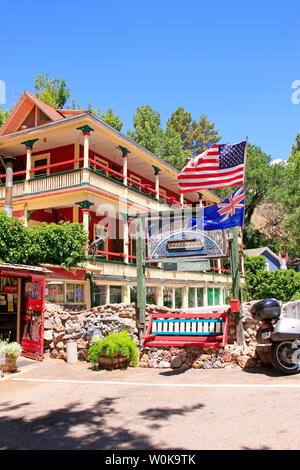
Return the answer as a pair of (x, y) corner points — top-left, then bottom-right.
(198, 192), (203, 208)
(217, 258), (222, 274)
(21, 138), (39, 187)
(106, 285), (110, 304)
(180, 193), (184, 208)
(157, 285), (164, 306)
(123, 284), (130, 304)
(119, 146), (130, 186)
(120, 213), (129, 263)
(152, 165), (160, 200)
(75, 200), (94, 253)
(182, 286), (189, 309)
(77, 125), (94, 168)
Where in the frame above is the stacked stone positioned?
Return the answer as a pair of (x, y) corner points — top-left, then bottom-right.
(43, 300), (267, 370)
(43, 302), (139, 361)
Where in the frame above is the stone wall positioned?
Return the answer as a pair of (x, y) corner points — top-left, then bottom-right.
(43, 300), (265, 370)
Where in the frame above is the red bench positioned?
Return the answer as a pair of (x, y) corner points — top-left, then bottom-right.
(143, 311), (229, 348)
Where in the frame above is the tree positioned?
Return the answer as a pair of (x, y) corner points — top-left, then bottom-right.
(67, 100), (123, 131)
(34, 73), (70, 109)
(127, 104), (185, 170)
(0, 105), (14, 128)
(167, 107), (221, 158)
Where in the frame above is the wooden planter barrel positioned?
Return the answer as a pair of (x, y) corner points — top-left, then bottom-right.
(0, 357), (17, 373)
(98, 350), (129, 370)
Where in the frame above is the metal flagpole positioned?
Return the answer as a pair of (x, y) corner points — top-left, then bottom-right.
(229, 137), (248, 347)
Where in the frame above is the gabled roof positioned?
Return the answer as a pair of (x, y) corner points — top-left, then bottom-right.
(244, 247), (280, 262)
(0, 91), (63, 136)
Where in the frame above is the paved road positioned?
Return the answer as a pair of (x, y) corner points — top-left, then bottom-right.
(1, 358), (300, 450)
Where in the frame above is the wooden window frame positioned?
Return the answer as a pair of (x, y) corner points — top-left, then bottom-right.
(93, 156), (109, 176)
(31, 153), (50, 177)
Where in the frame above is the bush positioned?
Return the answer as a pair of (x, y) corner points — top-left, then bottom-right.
(87, 331), (139, 367)
(244, 255), (300, 303)
(0, 211), (88, 268)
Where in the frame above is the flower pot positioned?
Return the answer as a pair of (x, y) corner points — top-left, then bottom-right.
(98, 350), (129, 370)
(0, 357), (17, 373)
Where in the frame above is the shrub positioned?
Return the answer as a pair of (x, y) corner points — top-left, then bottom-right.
(87, 331), (139, 367)
(0, 340), (22, 361)
(243, 255), (300, 303)
(0, 211), (88, 268)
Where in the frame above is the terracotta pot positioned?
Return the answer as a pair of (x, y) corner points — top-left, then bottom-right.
(0, 357), (17, 373)
(98, 350), (129, 370)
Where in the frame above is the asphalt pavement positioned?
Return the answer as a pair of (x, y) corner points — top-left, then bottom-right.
(1, 357), (300, 450)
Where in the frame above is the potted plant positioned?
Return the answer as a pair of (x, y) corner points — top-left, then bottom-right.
(87, 331), (138, 370)
(0, 338), (22, 373)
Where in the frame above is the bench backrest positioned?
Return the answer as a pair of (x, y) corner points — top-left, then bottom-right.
(144, 312), (229, 347)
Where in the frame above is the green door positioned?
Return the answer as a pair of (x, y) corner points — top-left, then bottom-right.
(208, 287), (214, 306)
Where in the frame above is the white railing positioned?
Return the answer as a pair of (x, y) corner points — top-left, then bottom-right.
(28, 171), (82, 194)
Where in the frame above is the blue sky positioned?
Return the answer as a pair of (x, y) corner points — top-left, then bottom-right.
(1, 0), (300, 161)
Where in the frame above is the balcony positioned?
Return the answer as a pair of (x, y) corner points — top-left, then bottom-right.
(0, 157), (183, 212)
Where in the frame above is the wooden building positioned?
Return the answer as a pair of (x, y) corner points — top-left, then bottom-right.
(0, 92), (235, 311)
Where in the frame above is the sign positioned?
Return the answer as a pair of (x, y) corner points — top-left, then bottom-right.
(4, 285), (18, 294)
(147, 216), (227, 262)
(177, 259), (210, 272)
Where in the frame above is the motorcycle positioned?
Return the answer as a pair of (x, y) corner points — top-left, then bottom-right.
(251, 299), (300, 375)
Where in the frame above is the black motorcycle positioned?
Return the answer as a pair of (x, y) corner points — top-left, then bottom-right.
(251, 299), (300, 375)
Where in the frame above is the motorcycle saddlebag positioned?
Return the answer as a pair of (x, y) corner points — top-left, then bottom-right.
(251, 299), (281, 321)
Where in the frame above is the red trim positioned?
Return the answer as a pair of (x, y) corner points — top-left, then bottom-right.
(29, 158), (84, 173)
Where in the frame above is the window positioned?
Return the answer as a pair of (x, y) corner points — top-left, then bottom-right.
(129, 174), (142, 191)
(188, 287), (196, 308)
(163, 287), (173, 308)
(45, 282), (64, 304)
(175, 288), (183, 309)
(32, 153), (50, 177)
(130, 286), (137, 303)
(110, 286), (122, 303)
(111, 164), (123, 183)
(45, 282), (85, 304)
(93, 156), (108, 176)
(93, 224), (108, 259)
(66, 283), (84, 303)
(93, 285), (106, 306)
(146, 287), (156, 305)
(197, 288), (204, 307)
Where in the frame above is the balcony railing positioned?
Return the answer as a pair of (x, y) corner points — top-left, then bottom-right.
(0, 157), (183, 207)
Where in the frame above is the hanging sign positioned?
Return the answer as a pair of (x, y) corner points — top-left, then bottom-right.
(147, 216), (227, 262)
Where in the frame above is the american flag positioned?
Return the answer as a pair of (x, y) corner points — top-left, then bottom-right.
(178, 141), (246, 193)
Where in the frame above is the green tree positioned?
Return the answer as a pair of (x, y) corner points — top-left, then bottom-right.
(267, 149), (300, 259)
(34, 73), (70, 109)
(127, 104), (185, 170)
(67, 100), (123, 131)
(0, 105), (14, 128)
(167, 107), (221, 158)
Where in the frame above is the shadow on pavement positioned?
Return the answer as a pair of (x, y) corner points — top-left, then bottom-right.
(0, 397), (152, 450)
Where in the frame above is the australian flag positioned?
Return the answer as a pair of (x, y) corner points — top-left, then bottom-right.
(188, 185), (245, 231)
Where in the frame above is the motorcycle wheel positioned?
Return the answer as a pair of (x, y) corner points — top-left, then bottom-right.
(270, 341), (300, 375)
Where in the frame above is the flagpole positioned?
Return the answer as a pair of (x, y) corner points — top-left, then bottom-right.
(229, 137), (248, 347)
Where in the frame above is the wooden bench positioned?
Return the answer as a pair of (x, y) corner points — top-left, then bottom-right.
(142, 312), (229, 348)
